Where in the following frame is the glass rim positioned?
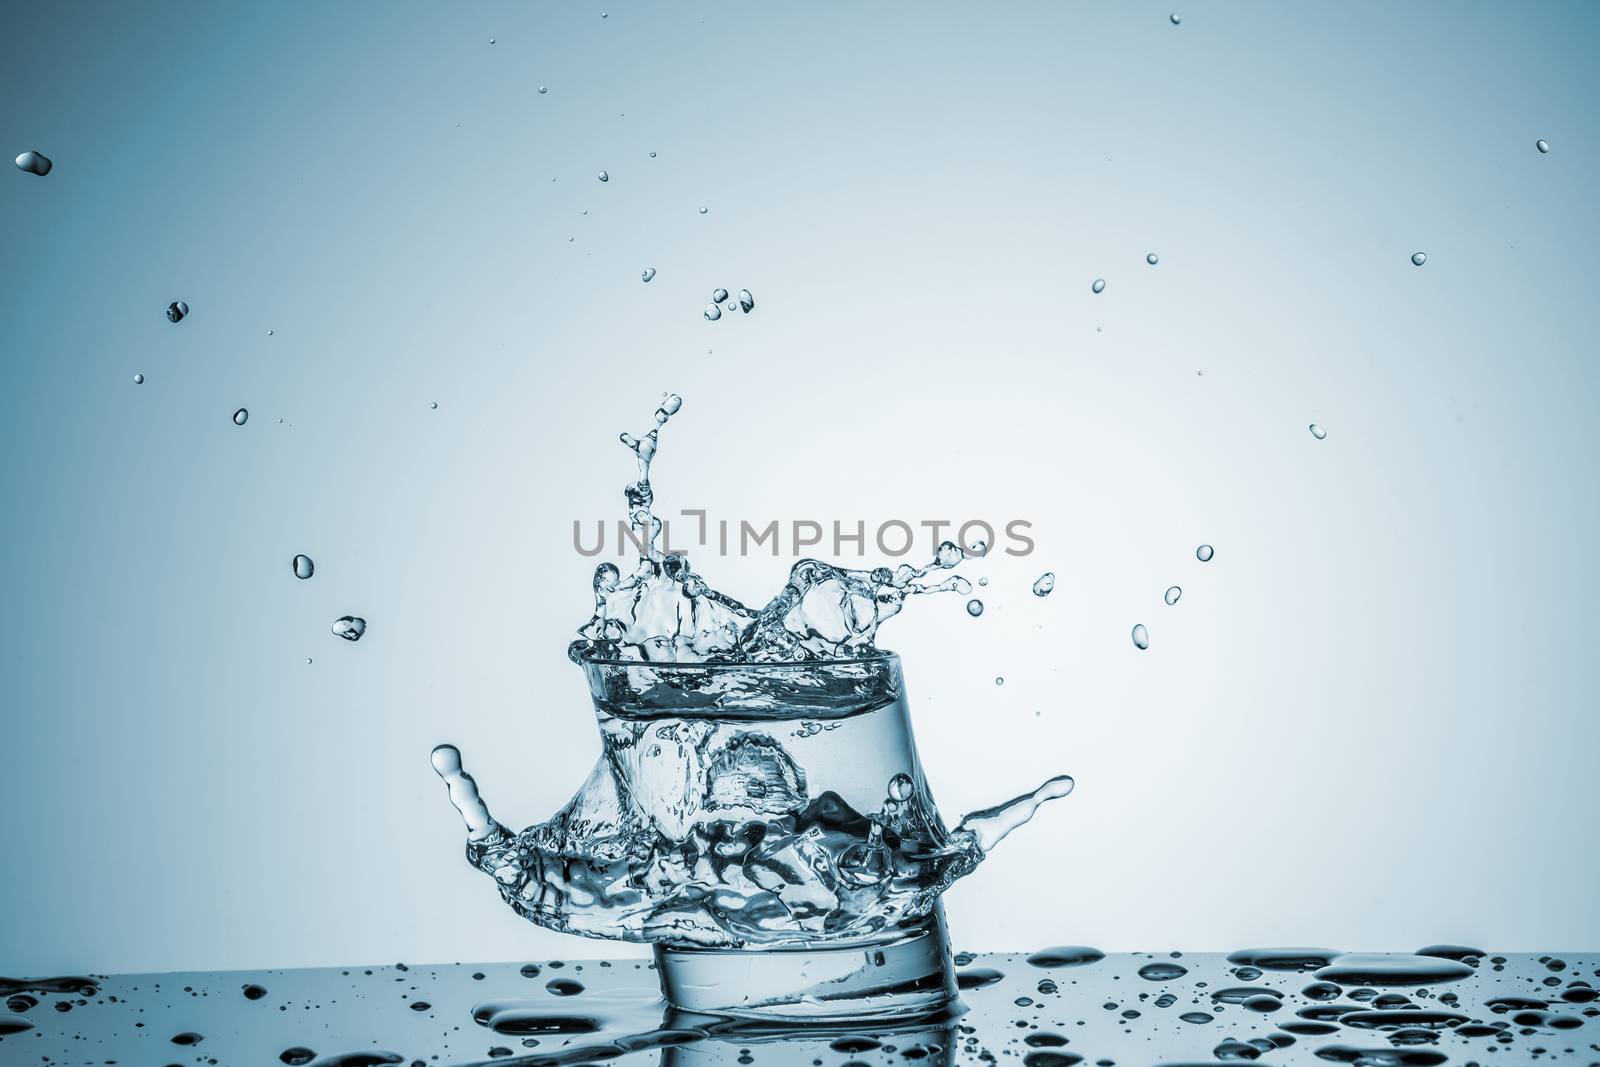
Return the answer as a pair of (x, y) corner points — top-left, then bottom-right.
(577, 649), (900, 671)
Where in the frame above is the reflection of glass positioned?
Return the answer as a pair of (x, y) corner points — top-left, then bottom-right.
(436, 653), (1071, 1020)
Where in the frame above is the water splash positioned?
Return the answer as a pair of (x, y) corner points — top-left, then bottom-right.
(572, 398), (976, 663)
(436, 398), (1072, 951)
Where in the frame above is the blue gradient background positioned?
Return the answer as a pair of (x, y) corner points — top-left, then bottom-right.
(3, 1), (1597, 974)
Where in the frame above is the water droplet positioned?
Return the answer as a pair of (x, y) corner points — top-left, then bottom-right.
(597, 171), (608, 182)
(649, 151), (657, 158)
(267, 329), (274, 336)
(886, 773), (915, 802)
(995, 676), (1004, 686)
(966, 598), (984, 617)
(293, 554), (315, 580)
(241, 983), (268, 1000)
(699, 206), (708, 214)
(712, 288), (729, 303)
(1131, 623), (1149, 649)
(956, 967), (1006, 990)
(488, 37), (495, 44)
(430, 401), (438, 410)
(703, 304), (721, 321)
(641, 267), (656, 282)
(1146, 252), (1159, 265)
(545, 978), (584, 997)
(1309, 423), (1327, 440)
(1536, 138), (1550, 153)
(1411, 251), (1427, 266)
(1179, 1011), (1213, 1024)
(133, 373), (144, 384)
(738, 288), (754, 312)
(332, 616), (367, 642)
(408, 1001), (431, 1012)
(1314, 953), (1475, 987)
(1138, 962), (1189, 981)
(171, 1032), (204, 1046)
(538, 86), (547, 94)
(1026, 946), (1105, 968)
(281, 1048), (316, 1065)
(1164, 586), (1181, 605)
(1196, 544), (1214, 562)
(232, 407), (249, 426)
(1091, 278), (1106, 293)
(167, 301), (189, 323)
(14, 150), (52, 176)
(1170, 12), (1181, 24)
(1032, 572), (1055, 596)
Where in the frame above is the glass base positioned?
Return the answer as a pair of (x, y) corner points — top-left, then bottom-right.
(653, 906), (959, 1023)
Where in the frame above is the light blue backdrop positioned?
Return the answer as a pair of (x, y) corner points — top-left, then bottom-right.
(3, 1), (1597, 974)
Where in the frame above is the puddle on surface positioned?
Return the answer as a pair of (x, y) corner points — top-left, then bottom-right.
(2, 952), (1595, 1065)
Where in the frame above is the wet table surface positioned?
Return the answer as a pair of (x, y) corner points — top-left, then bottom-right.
(3, 950), (1596, 1067)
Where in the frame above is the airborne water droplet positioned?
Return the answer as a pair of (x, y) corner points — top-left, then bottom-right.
(538, 86), (547, 94)
(1147, 252), (1159, 265)
(1411, 251), (1427, 266)
(1131, 623), (1149, 649)
(1164, 586), (1181, 605)
(1309, 423), (1327, 439)
(641, 267), (656, 282)
(293, 554), (315, 580)
(1536, 138), (1550, 153)
(332, 616), (367, 641)
(133, 373), (144, 384)
(995, 676), (1004, 686)
(14, 150), (52, 176)
(738, 288), (754, 312)
(232, 407), (249, 426)
(167, 301), (189, 323)
(1032, 572), (1055, 596)
(1170, 12), (1181, 24)
(699, 206), (708, 214)
(966, 599), (984, 617)
(597, 171), (608, 182)
(1091, 278), (1106, 293)
(703, 304), (721, 321)
(1196, 544), (1214, 562)
(887, 773), (915, 802)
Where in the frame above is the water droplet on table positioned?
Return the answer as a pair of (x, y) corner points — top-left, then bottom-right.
(1131, 623), (1149, 649)
(1164, 586), (1181, 605)
(232, 407), (249, 426)
(332, 616), (367, 642)
(1091, 278), (1106, 293)
(546, 978), (584, 997)
(966, 599), (984, 617)
(167, 301), (189, 323)
(1138, 962), (1189, 981)
(1196, 544), (1214, 562)
(1026, 946), (1105, 968)
(1032, 572), (1055, 596)
(641, 267), (655, 282)
(293, 555), (315, 580)
(14, 150), (52, 176)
